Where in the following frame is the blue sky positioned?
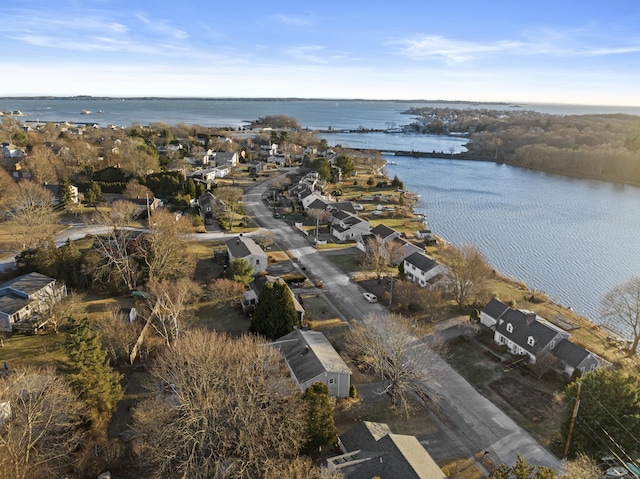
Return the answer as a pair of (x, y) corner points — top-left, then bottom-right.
(3, 1), (640, 106)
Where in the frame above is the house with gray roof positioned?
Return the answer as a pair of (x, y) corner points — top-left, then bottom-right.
(225, 235), (267, 275)
(403, 252), (447, 288)
(327, 421), (446, 479)
(480, 298), (511, 328)
(0, 272), (67, 331)
(330, 211), (370, 242)
(489, 300), (605, 375)
(494, 308), (569, 364)
(272, 329), (351, 397)
(552, 338), (602, 377)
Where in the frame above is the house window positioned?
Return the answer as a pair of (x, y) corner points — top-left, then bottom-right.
(527, 336), (535, 346)
(256, 259), (260, 265)
(550, 340), (555, 349)
(506, 323), (513, 333)
(328, 378), (335, 384)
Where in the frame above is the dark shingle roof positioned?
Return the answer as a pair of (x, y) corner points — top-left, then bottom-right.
(335, 421), (446, 479)
(482, 298), (510, 320)
(306, 198), (328, 210)
(225, 236), (265, 259)
(273, 330), (350, 384)
(553, 339), (598, 369)
(404, 252), (437, 273)
(370, 223), (396, 239)
(495, 310), (564, 355)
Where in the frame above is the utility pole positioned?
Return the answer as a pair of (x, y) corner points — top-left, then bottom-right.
(563, 382), (582, 459)
(315, 213), (319, 247)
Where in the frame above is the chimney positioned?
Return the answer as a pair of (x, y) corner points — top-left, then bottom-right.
(526, 312), (536, 325)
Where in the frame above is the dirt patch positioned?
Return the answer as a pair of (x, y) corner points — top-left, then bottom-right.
(488, 377), (552, 422)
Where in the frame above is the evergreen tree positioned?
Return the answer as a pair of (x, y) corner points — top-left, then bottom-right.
(302, 382), (337, 455)
(57, 238), (83, 287)
(65, 318), (123, 416)
(229, 257), (254, 284)
(489, 456), (556, 479)
(250, 281), (298, 339)
(559, 368), (640, 458)
(391, 175), (404, 189)
(57, 176), (74, 208)
(85, 181), (104, 207)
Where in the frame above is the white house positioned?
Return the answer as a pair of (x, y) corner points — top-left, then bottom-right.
(330, 210), (370, 242)
(0, 272), (67, 332)
(402, 252), (447, 288)
(480, 298), (511, 328)
(1, 143), (26, 159)
(225, 235), (268, 275)
(203, 150), (238, 168)
(272, 329), (351, 398)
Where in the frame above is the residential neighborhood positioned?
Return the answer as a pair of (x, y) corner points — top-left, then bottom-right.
(0, 116), (637, 479)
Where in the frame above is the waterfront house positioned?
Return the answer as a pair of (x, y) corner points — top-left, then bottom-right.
(480, 298), (511, 328)
(330, 210), (371, 242)
(225, 235), (267, 275)
(403, 252), (447, 288)
(272, 329), (351, 398)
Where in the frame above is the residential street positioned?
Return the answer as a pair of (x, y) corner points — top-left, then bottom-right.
(245, 172), (563, 473)
(0, 172), (562, 473)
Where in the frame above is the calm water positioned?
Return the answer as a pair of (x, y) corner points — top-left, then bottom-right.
(2, 98), (639, 329)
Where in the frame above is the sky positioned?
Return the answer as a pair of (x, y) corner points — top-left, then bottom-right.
(3, 1), (640, 106)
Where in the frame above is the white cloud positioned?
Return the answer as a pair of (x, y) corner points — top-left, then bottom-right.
(270, 13), (314, 27)
(393, 28), (640, 64)
(135, 13), (189, 40)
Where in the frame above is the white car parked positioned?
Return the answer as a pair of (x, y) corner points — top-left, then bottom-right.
(363, 292), (377, 303)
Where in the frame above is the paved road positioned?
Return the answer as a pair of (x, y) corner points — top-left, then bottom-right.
(245, 173), (563, 473)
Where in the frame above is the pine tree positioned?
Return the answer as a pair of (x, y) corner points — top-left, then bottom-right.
(57, 176), (73, 207)
(66, 318), (123, 416)
(302, 382), (337, 455)
(250, 281), (298, 340)
(85, 181), (104, 207)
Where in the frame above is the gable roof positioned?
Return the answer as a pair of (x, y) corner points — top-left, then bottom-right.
(333, 421), (446, 479)
(0, 272), (56, 297)
(370, 223), (396, 239)
(225, 236), (266, 259)
(306, 198), (328, 210)
(331, 201), (356, 214)
(495, 309), (566, 356)
(273, 330), (350, 384)
(482, 298), (510, 320)
(404, 252), (437, 273)
(553, 338), (599, 369)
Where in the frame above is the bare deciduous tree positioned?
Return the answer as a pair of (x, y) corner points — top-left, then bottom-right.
(142, 277), (201, 348)
(131, 330), (307, 479)
(560, 454), (602, 479)
(89, 200), (143, 290)
(208, 278), (247, 307)
(440, 244), (493, 308)
(2, 180), (57, 250)
(216, 186), (243, 230)
(98, 303), (144, 364)
(252, 228), (274, 250)
(0, 367), (87, 479)
(600, 276), (640, 355)
(346, 313), (443, 417)
(359, 235), (404, 282)
(141, 209), (193, 281)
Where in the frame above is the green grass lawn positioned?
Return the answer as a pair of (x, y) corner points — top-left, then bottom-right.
(193, 301), (250, 337)
(0, 331), (69, 369)
(324, 253), (361, 273)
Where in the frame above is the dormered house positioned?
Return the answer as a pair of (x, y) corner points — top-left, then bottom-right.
(480, 298), (511, 328)
(0, 272), (67, 332)
(225, 235), (267, 275)
(552, 339), (602, 377)
(328, 421), (447, 479)
(242, 275), (304, 324)
(403, 252), (447, 288)
(330, 210), (370, 242)
(483, 299), (604, 376)
(272, 330), (351, 397)
(494, 309), (570, 364)
(389, 237), (424, 263)
(327, 201), (357, 215)
(306, 197), (329, 212)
